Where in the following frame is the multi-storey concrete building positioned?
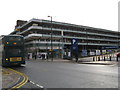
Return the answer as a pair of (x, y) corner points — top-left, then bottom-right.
(10, 18), (120, 59)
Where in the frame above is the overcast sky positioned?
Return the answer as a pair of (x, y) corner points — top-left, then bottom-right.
(0, 0), (119, 35)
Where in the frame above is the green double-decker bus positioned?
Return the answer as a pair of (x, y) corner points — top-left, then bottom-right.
(0, 35), (25, 66)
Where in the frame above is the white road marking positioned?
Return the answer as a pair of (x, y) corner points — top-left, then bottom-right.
(30, 81), (35, 84)
(30, 80), (44, 88)
(36, 84), (44, 88)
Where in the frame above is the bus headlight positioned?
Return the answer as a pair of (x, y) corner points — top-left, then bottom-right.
(6, 58), (8, 60)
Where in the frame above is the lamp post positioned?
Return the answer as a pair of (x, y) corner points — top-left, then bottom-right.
(118, 31), (120, 52)
(48, 16), (53, 61)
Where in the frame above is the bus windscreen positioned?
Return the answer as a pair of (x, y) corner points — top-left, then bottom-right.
(9, 37), (21, 41)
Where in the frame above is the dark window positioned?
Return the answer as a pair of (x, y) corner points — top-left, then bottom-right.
(9, 37), (21, 41)
(8, 48), (22, 55)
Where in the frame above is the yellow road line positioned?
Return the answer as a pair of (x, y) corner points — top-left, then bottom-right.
(8, 68), (28, 89)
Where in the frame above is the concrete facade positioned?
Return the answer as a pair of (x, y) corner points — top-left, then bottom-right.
(10, 18), (120, 59)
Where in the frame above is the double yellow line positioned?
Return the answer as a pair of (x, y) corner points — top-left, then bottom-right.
(8, 68), (28, 89)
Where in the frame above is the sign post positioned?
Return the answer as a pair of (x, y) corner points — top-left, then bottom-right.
(71, 38), (78, 62)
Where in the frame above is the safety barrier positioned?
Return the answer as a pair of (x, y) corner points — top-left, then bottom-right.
(93, 53), (119, 62)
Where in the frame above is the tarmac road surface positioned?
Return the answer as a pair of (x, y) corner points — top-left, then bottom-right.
(11, 59), (118, 88)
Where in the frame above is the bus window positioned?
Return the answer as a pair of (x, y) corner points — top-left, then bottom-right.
(8, 49), (22, 55)
(9, 37), (21, 41)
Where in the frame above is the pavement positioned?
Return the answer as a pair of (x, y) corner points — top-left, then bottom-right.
(2, 67), (21, 89)
(78, 61), (119, 66)
(29, 56), (119, 66)
(77, 57), (119, 65)
(49, 57), (119, 65)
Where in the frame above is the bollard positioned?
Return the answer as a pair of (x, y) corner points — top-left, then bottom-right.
(116, 56), (118, 62)
(104, 56), (105, 61)
(109, 56), (111, 61)
(98, 57), (100, 61)
(93, 57), (95, 61)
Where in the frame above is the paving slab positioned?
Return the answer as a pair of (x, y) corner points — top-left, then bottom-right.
(78, 61), (119, 65)
(2, 68), (21, 89)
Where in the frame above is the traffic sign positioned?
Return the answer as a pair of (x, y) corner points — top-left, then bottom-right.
(71, 38), (78, 51)
(71, 38), (78, 45)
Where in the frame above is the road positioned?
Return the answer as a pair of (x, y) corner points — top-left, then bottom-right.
(11, 59), (118, 88)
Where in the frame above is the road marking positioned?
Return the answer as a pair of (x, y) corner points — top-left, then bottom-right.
(30, 81), (35, 84)
(8, 68), (29, 89)
(36, 84), (44, 88)
(29, 80), (44, 88)
(7, 68), (44, 89)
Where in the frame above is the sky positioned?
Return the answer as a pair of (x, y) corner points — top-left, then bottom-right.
(0, 0), (119, 35)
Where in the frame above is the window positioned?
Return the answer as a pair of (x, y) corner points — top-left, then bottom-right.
(8, 48), (22, 55)
(9, 37), (21, 41)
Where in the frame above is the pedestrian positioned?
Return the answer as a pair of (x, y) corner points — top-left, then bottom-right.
(46, 54), (48, 60)
(75, 54), (78, 62)
(34, 54), (37, 60)
(75, 52), (78, 62)
(27, 53), (30, 60)
(43, 54), (45, 60)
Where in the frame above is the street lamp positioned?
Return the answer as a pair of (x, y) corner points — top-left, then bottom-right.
(48, 16), (53, 61)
